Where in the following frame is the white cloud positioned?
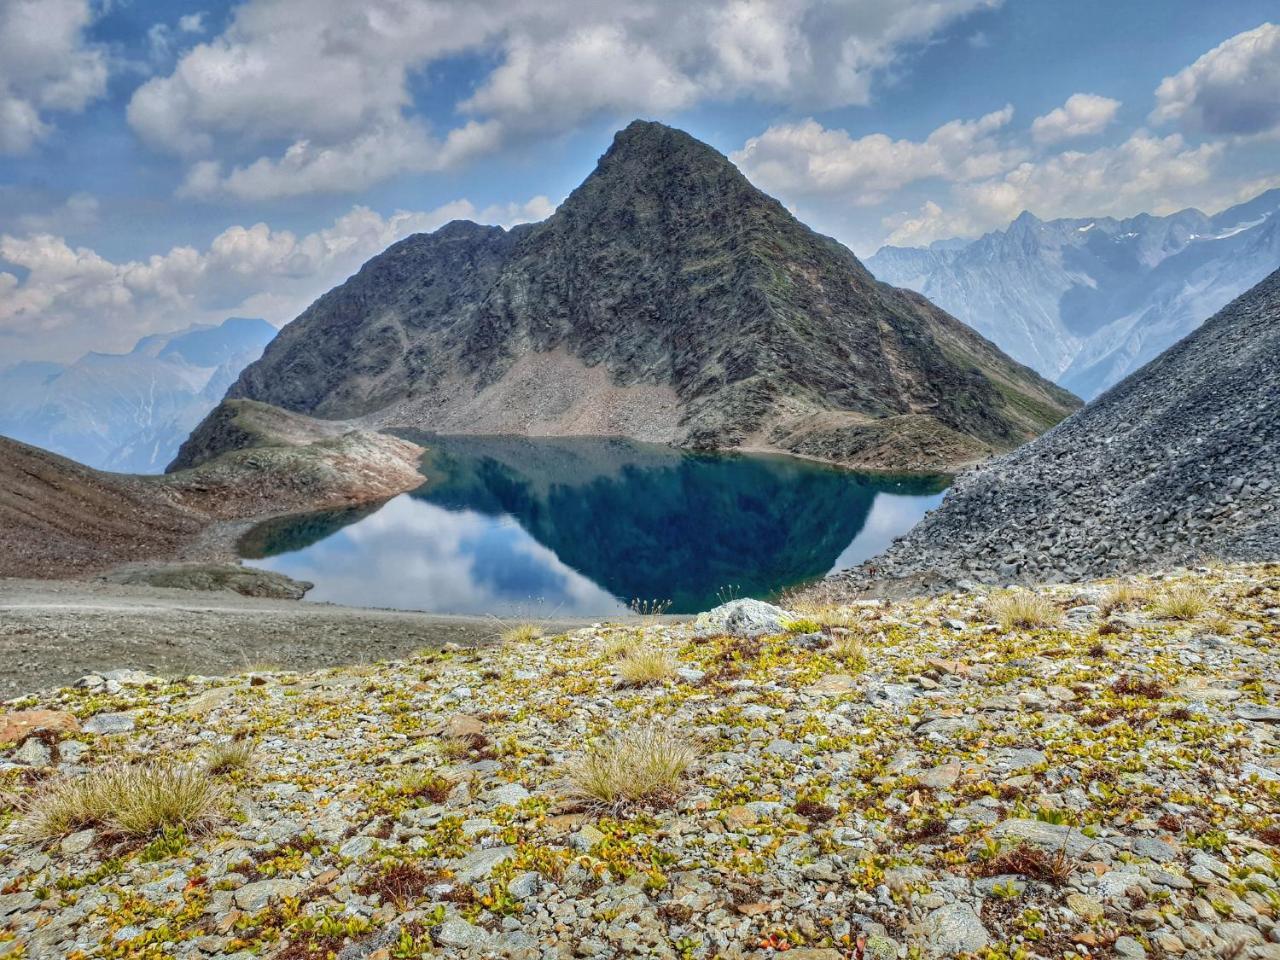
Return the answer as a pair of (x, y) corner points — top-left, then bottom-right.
(1030, 93), (1121, 144)
(883, 132), (1223, 246)
(732, 107), (1020, 204)
(0, 197), (552, 363)
(1151, 22), (1280, 137)
(127, 0), (1000, 198)
(0, 0), (108, 153)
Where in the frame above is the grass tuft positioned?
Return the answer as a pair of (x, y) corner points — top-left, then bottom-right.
(19, 762), (225, 841)
(617, 647), (677, 687)
(1151, 585), (1210, 620)
(204, 739), (255, 776)
(988, 590), (1061, 631)
(567, 723), (697, 810)
(828, 634), (866, 670)
(1100, 582), (1146, 614)
(501, 623), (543, 645)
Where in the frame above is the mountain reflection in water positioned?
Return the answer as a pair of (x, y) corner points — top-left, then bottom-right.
(239, 436), (947, 615)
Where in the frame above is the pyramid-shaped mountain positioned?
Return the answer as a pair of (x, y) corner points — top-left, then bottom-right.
(176, 121), (1079, 473)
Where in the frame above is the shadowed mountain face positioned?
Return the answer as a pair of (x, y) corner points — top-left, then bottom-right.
(241, 436), (948, 614)
(199, 120), (1077, 474)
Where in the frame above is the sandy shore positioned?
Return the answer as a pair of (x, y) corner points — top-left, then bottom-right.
(0, 578), (607, 698)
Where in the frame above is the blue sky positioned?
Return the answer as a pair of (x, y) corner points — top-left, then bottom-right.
(1, 0), (1278, 362)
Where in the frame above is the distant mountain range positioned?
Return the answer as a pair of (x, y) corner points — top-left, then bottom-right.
(867, 189), (1280, 397)
(0, 317), (276, 473)
(183, 120), (1077, 475)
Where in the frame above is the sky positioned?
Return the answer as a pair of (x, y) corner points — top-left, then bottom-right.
(1, 0), (1278, 363)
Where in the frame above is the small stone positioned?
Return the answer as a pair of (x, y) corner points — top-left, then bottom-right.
(488, 783), (530, 806)
(1113, 935), (1146, 958)
(435, 918), (488, 949)
(452, 845), (515, 883)
(60, 829), (96, 855)
(507, 871), (540, 900)
(339, 835), (375, 860)
(12, 738), (51, 766)
(234, 879), (303, 912)
(1066, 893), (1103, 920)
(916, 761), (961, 790)
(1235, 703), (1280, 722)
(83, 713), (135, 735)
(443, 714), (486, 740)
(918, 903), (990, 957)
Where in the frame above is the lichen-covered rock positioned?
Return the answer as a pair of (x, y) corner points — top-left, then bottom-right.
(692, 598), (794, 638)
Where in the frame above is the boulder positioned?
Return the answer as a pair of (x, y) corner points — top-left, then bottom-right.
(692, 599), (794, 638)
(0, 710), (79, 745)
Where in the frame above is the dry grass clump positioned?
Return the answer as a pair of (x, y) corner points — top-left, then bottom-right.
(975, 843), (1077, 886)
(828, 634), (866, 670)
(1151, 585), (1210, 620)
(204, 739), (255, 775)
(1101, 581), (1146, 614)
(988, 590), (1061, 631)
(567, 723), (698, 810)
(501, 622), (543, 645)
(603, 634), (639, 659)
(617, 647), (677, 687)
(19, 762), (225, 841)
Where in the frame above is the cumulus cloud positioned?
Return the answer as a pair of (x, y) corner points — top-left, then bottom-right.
(1030, 93), (1121, 144)
(127, 0), (999, 198)
(0, 0), (108, 153)
(1151, 22), (1280, 137)
(883, 132), (1223, 246)
(732, 107), (1020, 204)
(0, 197), (553, 363)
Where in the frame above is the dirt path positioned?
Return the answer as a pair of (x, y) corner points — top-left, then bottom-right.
(0, 578), (608, 698)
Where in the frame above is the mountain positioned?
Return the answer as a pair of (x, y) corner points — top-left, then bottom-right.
(813, 267), (1280, 596)
(867, 190), (1280, 397)
(0, 317), (276, 474)
(190, 120), (1078, 474)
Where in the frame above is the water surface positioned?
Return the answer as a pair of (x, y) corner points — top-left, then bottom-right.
(240, 436), (947, 615)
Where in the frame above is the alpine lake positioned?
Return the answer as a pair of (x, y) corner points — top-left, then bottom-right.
(239, 435), (949, 616)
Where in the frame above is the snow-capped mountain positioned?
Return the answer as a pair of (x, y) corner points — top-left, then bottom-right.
(0, 317), (276, 473)
(867, 189), (1280, 397)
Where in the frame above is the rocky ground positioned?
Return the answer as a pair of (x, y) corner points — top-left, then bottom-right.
(0, 578), (597, 698)
(814, 269), (1279, 602)
(2, 564), (1278, 959)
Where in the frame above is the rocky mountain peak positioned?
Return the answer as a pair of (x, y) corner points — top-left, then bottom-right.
(194, 121), (1079, 473)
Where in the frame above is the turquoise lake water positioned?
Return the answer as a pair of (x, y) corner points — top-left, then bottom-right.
(239, 435), (948, 616)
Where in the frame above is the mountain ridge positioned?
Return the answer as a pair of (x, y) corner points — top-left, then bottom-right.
(188, 120), (1078, 474)
(867, 189), (1280, 396)
(0, 317), (277, 474)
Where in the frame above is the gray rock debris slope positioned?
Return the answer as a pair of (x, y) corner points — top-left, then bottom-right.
(824, 267), (1280, 592)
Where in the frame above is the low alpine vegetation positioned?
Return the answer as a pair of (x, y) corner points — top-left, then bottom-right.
(1101, 581), (1145, 614)
(988, 590), (1061, 630)
(617, 647), (677, 686)
(1152, 585), (1210, 620)
(501, 622), (543, 645)
(828, 633), (866, 669)
(567, 723), (697, 809)
(19, 762), (225, 841)
(204, 739), (255, 775)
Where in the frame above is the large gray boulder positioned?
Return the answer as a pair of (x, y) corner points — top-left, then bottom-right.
(692, 598), (794, 638)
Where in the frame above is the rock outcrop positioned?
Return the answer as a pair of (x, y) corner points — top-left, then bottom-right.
(815, 268), (1280, 596)
(0, 407), (424, 579)
(196, 120), (1078, 473)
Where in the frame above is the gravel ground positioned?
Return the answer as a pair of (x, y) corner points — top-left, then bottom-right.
(0, 564), (1277, 958)
(0, 578), (602, 698)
